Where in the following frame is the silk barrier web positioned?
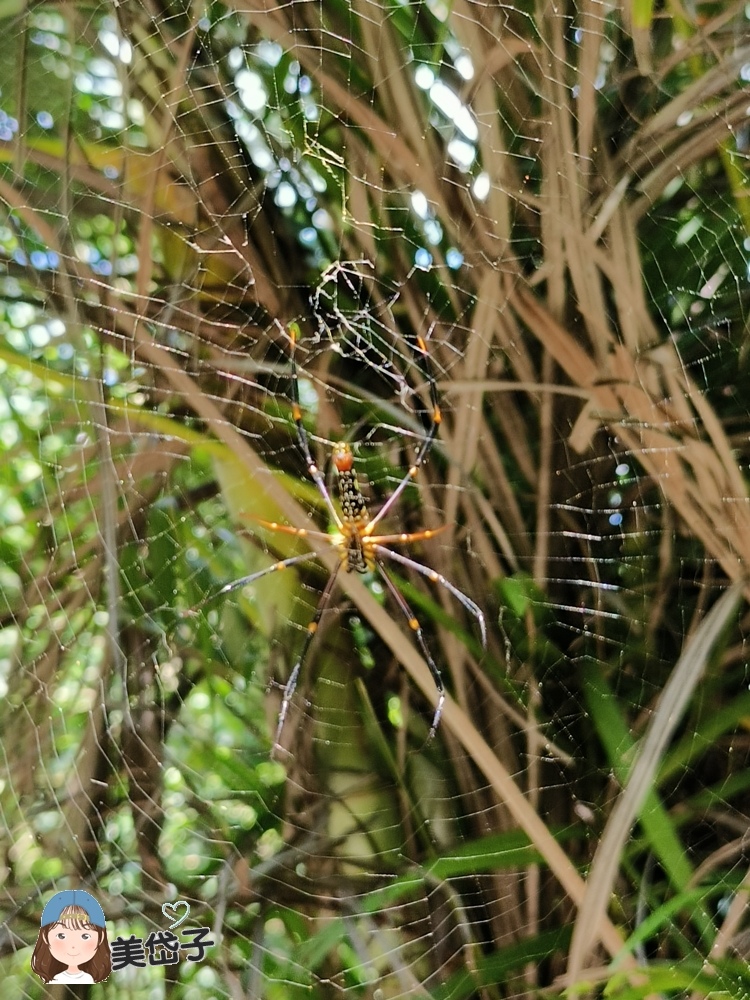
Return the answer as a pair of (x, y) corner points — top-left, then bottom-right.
(1, 0), (749, 997)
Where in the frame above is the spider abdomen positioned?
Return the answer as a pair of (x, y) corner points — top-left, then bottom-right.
(331, 442), (372, 573)
(332, 443), (370, 525)
(338, 469), (369, 523)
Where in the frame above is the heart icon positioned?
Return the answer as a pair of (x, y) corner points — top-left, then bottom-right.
(161, 900), (191, 930)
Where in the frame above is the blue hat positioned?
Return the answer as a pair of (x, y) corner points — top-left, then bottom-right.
(41, 890), (106, 928)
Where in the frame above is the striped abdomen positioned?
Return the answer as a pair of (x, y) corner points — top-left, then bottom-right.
(332, 442), (370, 573)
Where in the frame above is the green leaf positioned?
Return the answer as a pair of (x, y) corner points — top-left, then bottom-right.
(582, 660), (695, 892)
(631, 0), (655, 30)
(435, 927), (571, 999)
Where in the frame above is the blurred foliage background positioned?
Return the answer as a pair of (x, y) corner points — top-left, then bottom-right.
(0, 0), (749, 997)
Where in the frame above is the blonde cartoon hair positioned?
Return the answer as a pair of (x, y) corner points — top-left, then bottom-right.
(55, 904), (90, 926)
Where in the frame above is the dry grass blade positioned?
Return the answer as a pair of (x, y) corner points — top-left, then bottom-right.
(567, 582), (744, 981)
(512, 287), (750, 594)
(339, 572), (627, 960)
(1, 0), (748, 990)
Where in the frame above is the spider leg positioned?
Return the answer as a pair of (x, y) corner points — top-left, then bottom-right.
(372, 544), (487, 648)
(375, 561), (445, 739)
(273, 562), (342, 750)
(288, 324), (344, 530)
(242, 514), (332, 543)
(365, 333), (441, 533)
(188, 552), (317, 614)
(366, 524), (449, 547)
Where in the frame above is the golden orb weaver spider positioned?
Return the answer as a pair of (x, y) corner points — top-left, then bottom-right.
(215, 324), (486, 747)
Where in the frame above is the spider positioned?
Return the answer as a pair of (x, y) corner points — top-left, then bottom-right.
(213, 324), (486, 746)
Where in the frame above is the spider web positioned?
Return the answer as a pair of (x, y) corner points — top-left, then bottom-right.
(0, 1), (749, 997)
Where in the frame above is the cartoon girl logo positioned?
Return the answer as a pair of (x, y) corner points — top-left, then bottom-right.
(31, 889), (112, 984)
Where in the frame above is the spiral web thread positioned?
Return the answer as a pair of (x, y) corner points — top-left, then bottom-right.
(0, 2), (749, 997)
